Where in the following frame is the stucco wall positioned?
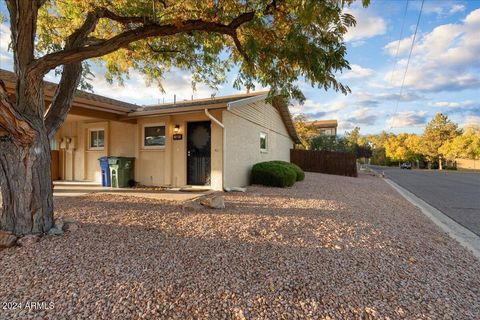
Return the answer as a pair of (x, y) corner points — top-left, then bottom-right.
(56, 118), (135, 183)
(223, 100), (294, 188)
(135, 116), (169, 186)
(56, 111), (223, 189)
(56, 101), (293, 190)
(135, 110), (224, 190)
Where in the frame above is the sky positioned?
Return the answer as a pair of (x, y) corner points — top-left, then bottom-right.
(1, 0), (479, 135)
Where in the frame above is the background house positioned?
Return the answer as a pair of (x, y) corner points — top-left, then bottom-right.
(1, 70), (300, 190)
(304, 120), (338, 136)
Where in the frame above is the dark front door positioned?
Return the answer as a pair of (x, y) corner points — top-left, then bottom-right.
(187, 121), (211, 185)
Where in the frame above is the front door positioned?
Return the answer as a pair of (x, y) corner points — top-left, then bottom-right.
(187, 121), (211, 185)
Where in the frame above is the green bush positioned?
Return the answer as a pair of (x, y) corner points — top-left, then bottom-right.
(268, 160), (305, 181)
(251, 161), (299, 187)
(252, 160), (305, 188)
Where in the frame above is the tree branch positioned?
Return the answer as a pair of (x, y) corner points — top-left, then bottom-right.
(43, 6), (106, 137)
(44, 63), (82, 139)
(29, 10), (256, 75)
(228, 11), (255, 29)
(0, 80), (35, 145)
(232, 32), (249, 63)
(85, 36), (106, 46)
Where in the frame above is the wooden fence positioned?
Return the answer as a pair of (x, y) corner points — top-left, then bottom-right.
(290, 149), (358, 177)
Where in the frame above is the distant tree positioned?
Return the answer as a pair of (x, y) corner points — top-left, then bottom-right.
(366, 131), (390, 165)
(310, 136), (349, 152)
(370, 147), (389, 165)
(422, 113), (462, 170)
(384, 134), (408, 165)
(293, 114), (317, 149)
(366, 132), (422, 166)
(345, 126), (361, 148)
(367, 131), (390, 149)
(354, 144), (373, 159)
(440, 126), (480, 160)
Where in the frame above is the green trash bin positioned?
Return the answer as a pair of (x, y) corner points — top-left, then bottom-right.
(108, 157), (135, 188)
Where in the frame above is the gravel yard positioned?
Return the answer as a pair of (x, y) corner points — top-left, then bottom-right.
(1, 172), (479, 319)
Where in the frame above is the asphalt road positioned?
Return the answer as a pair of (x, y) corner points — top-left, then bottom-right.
(369, 165), (480, 236)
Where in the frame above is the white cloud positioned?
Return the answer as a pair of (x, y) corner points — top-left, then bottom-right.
(0, 23), (11, 52)
(291, 99), (349, 115)
(450, 4), (466, 14)
(428, 100), (475, 108)
(384, 8), (480, 93)
(351, 40), (366, 48)
(340, 64), (374, 80)
(423, 1), (466, 16)
(87, 70), (217, 105)
(384, 35), (414, 56)
(463, 115), (480, 127)
(338, 120), (355, 132)
(344, 8), (387, 42)
(386, 111), (428, 128)
(353, 91), (424, 105)
(347, 107), (378, 125)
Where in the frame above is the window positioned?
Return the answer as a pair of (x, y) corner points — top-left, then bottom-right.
(89, 129), (104, 149)
(260, 132), (268, 152)
(319, 128), (333, 136)
(144, 124), (166, 148)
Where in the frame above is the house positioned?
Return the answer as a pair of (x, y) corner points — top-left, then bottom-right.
(0, 69), (300, 190)
(304, 120), (338, 136)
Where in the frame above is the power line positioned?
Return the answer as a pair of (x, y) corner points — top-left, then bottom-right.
(388, 0), (424, 131)
(389, 0), (410, 86)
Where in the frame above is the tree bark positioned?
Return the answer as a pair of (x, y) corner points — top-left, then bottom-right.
(0, 127), (53, 235)
(439, 156), (443, 170)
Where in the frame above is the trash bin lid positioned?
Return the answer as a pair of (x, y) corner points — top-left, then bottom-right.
(108, 158), (119, 165)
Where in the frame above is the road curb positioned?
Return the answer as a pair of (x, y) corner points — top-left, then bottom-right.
(383, 178), (480, 260)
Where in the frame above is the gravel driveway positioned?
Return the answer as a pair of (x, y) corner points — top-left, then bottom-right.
(1, 173), (479, 319)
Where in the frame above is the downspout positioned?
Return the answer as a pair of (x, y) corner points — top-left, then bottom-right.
(204, 108), (226, 190)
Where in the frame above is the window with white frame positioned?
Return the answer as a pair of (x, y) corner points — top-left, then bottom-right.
(89, 129), (105, 150)
(143, 124), (166, 148)
(260, 132), (268, 152)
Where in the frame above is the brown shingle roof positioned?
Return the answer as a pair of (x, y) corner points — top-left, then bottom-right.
(0, 69), (139, 113)
(304, 119), (338, 128)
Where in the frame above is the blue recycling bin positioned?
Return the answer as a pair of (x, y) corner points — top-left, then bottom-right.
(98, 157), (111, 187)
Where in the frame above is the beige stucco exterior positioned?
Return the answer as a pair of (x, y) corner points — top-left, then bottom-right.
(53, 96), (294, 191)
(56, 110), (226, 190)
(134, 110), (224, 190)
(1, 70), (297, 191)
(223, 100), (294, 188)
(56, 118), (136, 182)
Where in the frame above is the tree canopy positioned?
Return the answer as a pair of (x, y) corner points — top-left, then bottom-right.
(26, 0), (370, 101)
(440, 126), (480, 160)
(421, 113), (462, 167)
(360, 114), (478, 168)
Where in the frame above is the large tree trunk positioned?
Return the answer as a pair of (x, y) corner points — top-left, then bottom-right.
(0, 119), (54, 236)
(438, 156), (443, 170)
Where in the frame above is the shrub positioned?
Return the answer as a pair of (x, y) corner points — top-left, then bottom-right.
(251, 162), (297, 187)
(268, 160), (305, 181)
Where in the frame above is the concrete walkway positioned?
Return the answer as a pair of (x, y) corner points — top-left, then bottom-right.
(53, 181), (214, 202)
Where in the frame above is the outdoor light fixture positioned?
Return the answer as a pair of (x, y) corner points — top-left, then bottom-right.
(174, 125), (180, 133)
